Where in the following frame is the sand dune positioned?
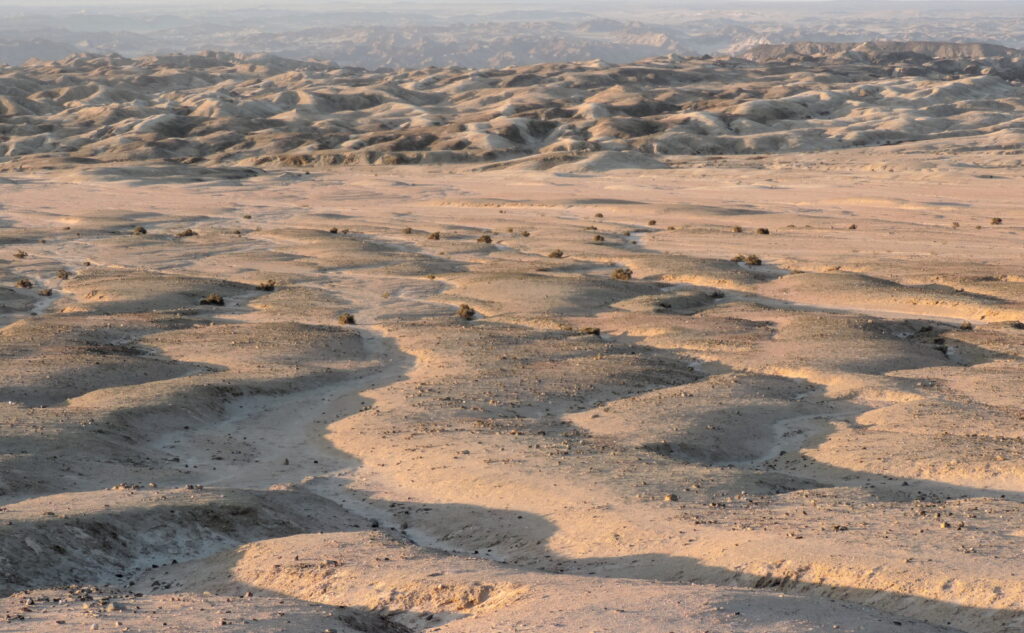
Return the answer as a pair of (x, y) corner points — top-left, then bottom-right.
(1, 47), (1023, 173)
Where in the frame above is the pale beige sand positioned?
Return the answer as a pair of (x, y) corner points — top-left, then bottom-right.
(1, 147), (1023, 633)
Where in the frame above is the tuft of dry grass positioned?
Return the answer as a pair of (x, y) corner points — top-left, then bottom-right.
(477, 235), (492, 244)
(520, 230), (530, 237)
(176, 229), (197, 238)
(402, 227), (413, 234)
(242, 214), (252, 219)
(731, 254), (762, 266)
(38, 288), (52, 297)
(991, 217), (1003, 225)
(756, 227), (770, 235)
(578, 327), (601, 336)
(15, 279), (33, 289)
(584, 226), (597, 231)
(594, 234), (605, 242)
(952, 221), (960, 229)
(339, 313), (356, 325)
(547, 249), (564, 258)
(56, 269), (72, 280)
(256, 280), (276, 292)
(595, 212), (604, 218)
(648, 220), (657, 226)
(13, 250), (27, 259)
(199, 294), (224, 306)
(848, 224), (857, 230)
(457, 304), (476, 320)
(612, 268), (633, 280)
(731, 226), (743, 233)
(133, 226), (147, 235)
(427, 231), (441, 240)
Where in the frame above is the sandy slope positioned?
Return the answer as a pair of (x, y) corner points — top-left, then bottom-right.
(1, 147), (1023, 632)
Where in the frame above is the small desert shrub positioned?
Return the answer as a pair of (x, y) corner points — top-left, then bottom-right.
(622, 230), (631, 236)
(243, 214), (252, 219)
(256, 280), (276, 291)
(648, 220), (657, 226)
(959, 321), (974, 331)
(13, 250), (27, 259)
(848, 224), (857, 230)
(199, 294), (224, 306)
(594, 234), (605, 242)
(520, 231), (530, 237)
(731, 226), (743, 233)
(133, 226), (147, 235)
(15, 279), (33, 289)
(426, 274), (436, 280)
(477, 235), (492, 244)
(548, 249), (564, 258)
(732, 254), (762, 266)
(38, 288), (52, 297)
(56, 269), (71, 280)
(176, 229), (197, 238)
(951, 221), (960, 228)
(991, 217), (1003, 225)
(339, 313), (356, 325)
(612, 268), (633, 280)
(595, 212), (604, 218)
(579, 327), (601, 336)
(506, 227), (514, 233)
(427, 232), (441, 240)
(402, 227), (413, 234)
(457, 304), (476, 320)
(756, 227), (770, 235)
(585, 226), (597, 231)
(329, 227), (339, 234)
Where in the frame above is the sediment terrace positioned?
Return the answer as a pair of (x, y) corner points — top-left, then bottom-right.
(1, 149), (1022, 632)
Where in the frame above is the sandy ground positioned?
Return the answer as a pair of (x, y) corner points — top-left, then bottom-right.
(1, 146), (1023, 632)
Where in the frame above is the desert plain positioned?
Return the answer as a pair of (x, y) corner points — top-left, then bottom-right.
(1, 46), (1024, 633)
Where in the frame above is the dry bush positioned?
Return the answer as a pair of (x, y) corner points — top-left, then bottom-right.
(952, 221), (960, 229)
(242, 214), (252, 219)
(594, 234), (605, 242)
(848, 224), (857, 230)
(959, 321), (974, 331)
(38, 288), (52, 297)
(133, 226), (147, 235)
(15, 279), (33, 289)
(176, 229), (197, 238)
(648, 220), (657, 226)
(521, 230), (531, 237)
(56, 269), (71, 280)
(595, 212), (604, 218)
(256, 280), (276, 291)
(756, 228), (770, 235)
(402, 227), (413, 234)
(13, 250), (27, 259)
(339, 313), (356, 325)
(547, 249), (564, 258)
(584, 226), (597, 231)
(457, 304), (476, 320)
(578, 327), (601, 336)
(991, 217), (1003, 225)
(427, 232), (441, 240)
(329, 227), (339, 234)
(731, 254), (762, 266)
(477, 235), (492, 244)
(612, 268), (633, 280)
(199, 294), (224, 306)
(731, 226), (743, 233)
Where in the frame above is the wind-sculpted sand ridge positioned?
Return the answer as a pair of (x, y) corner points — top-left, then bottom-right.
(1, 45), (1024, 173)
(1, 154), (1023, 632)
